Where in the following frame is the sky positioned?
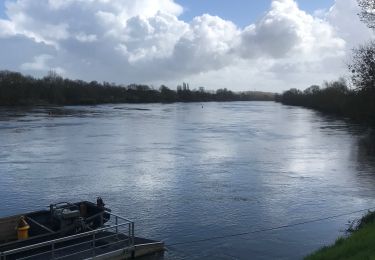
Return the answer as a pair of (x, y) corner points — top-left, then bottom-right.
(0, 0), (373, 92)
(177, 0), (335, 27)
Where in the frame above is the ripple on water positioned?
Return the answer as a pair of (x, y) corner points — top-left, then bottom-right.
(0, 102), (375, 260)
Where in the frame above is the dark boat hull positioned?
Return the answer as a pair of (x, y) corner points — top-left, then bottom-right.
(0, 201), (110, 252)
(1, 201), (165, 260)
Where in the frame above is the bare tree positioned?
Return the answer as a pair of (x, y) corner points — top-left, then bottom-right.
(45, 70), (62, 82)
(348, 1), (375, 91)
(358, 0), (375, 29)
(349, 41), (375, 91)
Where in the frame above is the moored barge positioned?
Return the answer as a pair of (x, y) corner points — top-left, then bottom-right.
(0, 198), (164, 259)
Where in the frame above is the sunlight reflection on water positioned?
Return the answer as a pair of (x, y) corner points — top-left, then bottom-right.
(1, 102), (375, 259)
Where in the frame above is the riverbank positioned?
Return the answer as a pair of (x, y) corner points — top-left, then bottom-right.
(276, 80), (375, 127)
(305, 211), (375, 260)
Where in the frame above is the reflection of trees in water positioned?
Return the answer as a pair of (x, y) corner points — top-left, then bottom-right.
(0, 107), (94, 121)
(356, 130), (375, 176)
(358, 130), (375, 156)
(350, 131), (375, 198)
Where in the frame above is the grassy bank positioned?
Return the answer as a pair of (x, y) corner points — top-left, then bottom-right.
(305, 211), (375, 260)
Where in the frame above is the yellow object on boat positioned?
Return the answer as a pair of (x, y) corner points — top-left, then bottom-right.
(17, 216), (30, 240)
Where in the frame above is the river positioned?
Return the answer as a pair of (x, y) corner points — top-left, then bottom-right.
(1, 102), (375, 259)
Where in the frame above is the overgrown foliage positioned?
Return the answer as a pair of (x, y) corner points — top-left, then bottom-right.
(0, 71), (275, 106)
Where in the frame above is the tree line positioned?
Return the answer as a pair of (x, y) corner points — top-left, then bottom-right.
(0, 71), (275, 106)
(277, 0), (375, 126)
(276, 79), (375, 124)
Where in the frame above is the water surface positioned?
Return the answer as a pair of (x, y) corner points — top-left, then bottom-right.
(1, 102), (375, 259)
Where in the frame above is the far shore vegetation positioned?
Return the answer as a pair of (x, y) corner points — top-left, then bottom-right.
(0, 70), (275, 106)
(276, 74), (375, 126)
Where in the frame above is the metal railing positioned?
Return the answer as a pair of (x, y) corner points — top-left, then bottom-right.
(0, 211), (134, 260)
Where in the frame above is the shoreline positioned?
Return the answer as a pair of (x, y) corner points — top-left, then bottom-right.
(305, 211), (375, 259)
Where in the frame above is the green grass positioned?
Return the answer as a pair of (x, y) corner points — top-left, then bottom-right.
(305, 212), (375, 260)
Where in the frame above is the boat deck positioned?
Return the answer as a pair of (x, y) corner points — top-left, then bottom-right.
(0, 207), (164, 260)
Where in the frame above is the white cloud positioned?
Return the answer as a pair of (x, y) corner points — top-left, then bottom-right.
(170, 14), (239, 73)
(0, 35), (55, 74)
(0, 19), (16, 37)
(20, 54), (65, 75)
(118, 12), (188, 62)
(327, 0), (374, 48)
(238, 0), (345, 60)
(20, 54), (53, 71)
(0, 0), (373, 91)
(75, 33), (97, 43)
